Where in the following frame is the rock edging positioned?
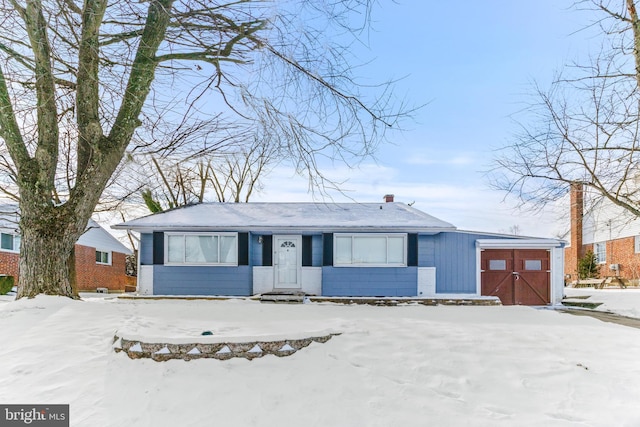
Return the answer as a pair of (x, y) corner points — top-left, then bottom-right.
(113, 333), (340, 361)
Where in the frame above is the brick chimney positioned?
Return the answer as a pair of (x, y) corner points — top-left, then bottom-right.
(568, 181), (584, 279)
(383, 194), (394, 203)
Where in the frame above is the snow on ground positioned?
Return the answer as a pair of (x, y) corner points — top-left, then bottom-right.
(1, 294), (640, 426)
(564, 287), (640, 318)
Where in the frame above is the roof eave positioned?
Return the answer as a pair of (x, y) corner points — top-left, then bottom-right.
(112, 224), (458, 234)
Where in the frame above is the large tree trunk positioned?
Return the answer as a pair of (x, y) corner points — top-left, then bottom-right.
(16, 205), (86, 299)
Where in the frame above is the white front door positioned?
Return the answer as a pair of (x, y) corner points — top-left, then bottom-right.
(274, 235), (302, 289)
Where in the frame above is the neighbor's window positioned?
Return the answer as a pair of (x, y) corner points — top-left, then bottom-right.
(594, 242), (606, 264)
(165, 233), (238, 265)
(635, 235), (640, 254)
(334, 234), (406, 267)
(96, 250), (111, 265)
(0, 233), (20, 252)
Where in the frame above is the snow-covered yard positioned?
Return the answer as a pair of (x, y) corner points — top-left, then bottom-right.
(1, 292), (640, 427)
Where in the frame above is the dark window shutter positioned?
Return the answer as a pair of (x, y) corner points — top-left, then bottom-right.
(238, 233), (249, 265)
(153, 232), (164, 265)
(302, 235), (312, 267)
(262, 235), (272, 266)
(323, 233), (333, 266)
(408, 233), (418, 266)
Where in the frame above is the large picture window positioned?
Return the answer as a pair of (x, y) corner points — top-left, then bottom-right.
(165, 233), (238, 265)
(334, 233), (407, 267)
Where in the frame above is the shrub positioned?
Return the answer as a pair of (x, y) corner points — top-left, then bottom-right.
(578, 250), (599, 279)
(0, 276), (14, 295)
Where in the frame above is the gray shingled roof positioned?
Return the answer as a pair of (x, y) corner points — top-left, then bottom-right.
(113, 202), (457, 233)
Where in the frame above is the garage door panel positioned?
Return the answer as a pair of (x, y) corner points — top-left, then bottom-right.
(481, 248), (550, 305)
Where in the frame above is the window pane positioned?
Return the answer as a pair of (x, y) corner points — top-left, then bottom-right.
(1, 233), (13, 251)
(220, 236), (237, 263)
(13, 235), (20, 251)
(335, 236), (352, 264)
(168, 235), (184, 263)
(387, 236), (405, 264)
(595, 243), (606, 263)
(185, 235), (217, 263)
(96, 251), (101, 263)
(524, 260), (542, 270)
(489, 260), (506, 270)
(353, 236), (386, 264)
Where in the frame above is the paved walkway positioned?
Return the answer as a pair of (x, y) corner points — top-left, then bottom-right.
(559, 309), (640, 330)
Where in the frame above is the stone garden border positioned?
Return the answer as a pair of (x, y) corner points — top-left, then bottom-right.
(113, 333), (341, 362)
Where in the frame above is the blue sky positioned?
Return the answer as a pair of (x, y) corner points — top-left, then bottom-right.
(249, 1), (600, 237)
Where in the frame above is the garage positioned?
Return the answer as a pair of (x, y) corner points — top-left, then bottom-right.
(476, 240), (564, 306)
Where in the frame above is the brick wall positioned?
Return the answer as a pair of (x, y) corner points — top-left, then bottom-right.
(0, 250), (20, 283)
(75, 244), (134, 292)
(565, 182), (584, 282)
(0, 245), (134, 291)
(565, 238), (640, 282)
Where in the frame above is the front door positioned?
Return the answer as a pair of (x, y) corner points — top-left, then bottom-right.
(274, 235), (302, 289)
(481, 249), (550, 305)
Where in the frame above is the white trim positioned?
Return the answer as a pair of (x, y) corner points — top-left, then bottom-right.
(164, 232), (238, 266)
(333, 233), (407, 267)
(476, 239), (563, 249)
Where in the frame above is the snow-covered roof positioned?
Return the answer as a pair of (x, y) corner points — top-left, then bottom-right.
(113, 202), (457, 233)
(0, 203), (131, 254)
(78, 220), (133, 255)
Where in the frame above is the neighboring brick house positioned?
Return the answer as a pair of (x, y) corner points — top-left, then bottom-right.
(0, 205), (134, 292)
(565, 182), (640, 284)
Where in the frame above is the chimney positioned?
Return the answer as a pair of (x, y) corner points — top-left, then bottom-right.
(569, 181), (584, 279)
(383, 194), (394, 203)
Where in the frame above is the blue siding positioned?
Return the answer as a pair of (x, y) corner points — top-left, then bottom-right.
(140, 233), (153, 265)
(418, 235), (436, 267)
(432, 232), (517, 293)
(153, 265), (252, 295)
(250, 234), (261, 266)
(311, 235), (323, 267)
(322, 267), (417, 296)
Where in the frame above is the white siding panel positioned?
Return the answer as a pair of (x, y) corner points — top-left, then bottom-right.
(417, 267), (436, 297)
(138, 266), (153, 295)
(301, 267), (322, 295)
(253, 267), (273, 295)
(583, 199), (640, 244)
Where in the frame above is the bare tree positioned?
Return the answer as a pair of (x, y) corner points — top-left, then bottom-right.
(491, 1), (640, 218)
(0, 0), (407, 299)
(138, 124), (279, 211)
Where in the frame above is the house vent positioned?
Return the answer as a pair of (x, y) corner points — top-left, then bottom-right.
(609, 264), (620, 271)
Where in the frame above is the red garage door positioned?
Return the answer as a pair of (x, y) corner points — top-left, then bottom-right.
(481, 249), (550, 305)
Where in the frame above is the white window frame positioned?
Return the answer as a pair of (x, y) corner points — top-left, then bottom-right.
(594, 242), (606, 264)
(164, 232), (238, 266)
(95, 250), (112, 266)
(635, 235), (640, 254)
(0, 232), (20, 253)
(333, 233), (407, 267)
